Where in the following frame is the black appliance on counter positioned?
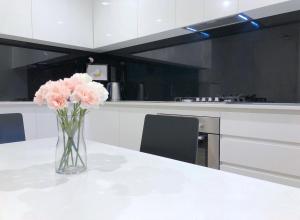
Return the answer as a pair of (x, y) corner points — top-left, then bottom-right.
(122, 82), (145, 101)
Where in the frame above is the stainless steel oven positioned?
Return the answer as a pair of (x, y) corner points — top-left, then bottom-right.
(195, 116), (220, 169)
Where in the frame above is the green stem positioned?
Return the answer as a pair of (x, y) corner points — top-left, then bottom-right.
(57, 104), (86, 172)
(71, 138), (85, 167)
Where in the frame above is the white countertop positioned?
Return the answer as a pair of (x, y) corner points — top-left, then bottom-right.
(105, 101), (300, 111)
(1, 138), (300, 220)
(2, 101), (300, 112)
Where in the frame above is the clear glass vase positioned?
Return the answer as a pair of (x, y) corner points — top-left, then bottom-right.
(55, 111), (87, 174)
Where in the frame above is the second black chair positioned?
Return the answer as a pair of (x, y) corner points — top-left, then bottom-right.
(0, 113), (25, 144)
(140, 114), (199, 164)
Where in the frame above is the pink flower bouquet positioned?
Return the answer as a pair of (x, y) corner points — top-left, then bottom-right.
(34, 73), (108, 109)
(34, 73), (108, 174)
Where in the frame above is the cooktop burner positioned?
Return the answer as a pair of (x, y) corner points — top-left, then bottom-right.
(174, 95), (267, 103)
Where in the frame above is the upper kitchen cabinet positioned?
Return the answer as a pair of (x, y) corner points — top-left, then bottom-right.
(94, 0), (138, 48)
(204, 0), (238, 21)
(239, 0), (290, 12)
(32, 0), (93, 49)
(138, 0), (176, 37)
(175, 0), (205, 28)
(0, 0), (32, 38)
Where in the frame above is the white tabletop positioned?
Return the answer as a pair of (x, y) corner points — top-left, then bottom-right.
(0, 138), (300, 220)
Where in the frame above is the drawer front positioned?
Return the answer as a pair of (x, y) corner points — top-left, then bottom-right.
(221, 164), (300, 188)
(221, 136), (300, 177)
(221, 112), (300, 143)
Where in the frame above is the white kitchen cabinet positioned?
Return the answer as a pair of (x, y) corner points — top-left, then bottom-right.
(239, 0), (290, 12)
(32, 0), (93, 48)
(0, 0), (32, 38)
(220, 111), (300, 187)
(175, 0), (205, 27)
(35, 108), (57, 139)
(204, 0), (238, 21)
(221, 163), (300, 188)
(220, 136), (300, 187)
(221, 136), (300, 177)
(94, 0), (138, 48)
(220, 112), (300, 143)
(119, 110), (147, 151)
(138, 0), (176, 37)
(86, 108), (119, 146)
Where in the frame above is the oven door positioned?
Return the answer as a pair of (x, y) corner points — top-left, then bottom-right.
(196, 133), (220, 169)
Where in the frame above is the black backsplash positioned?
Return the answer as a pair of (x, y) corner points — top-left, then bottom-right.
(2, 11), (300, 102)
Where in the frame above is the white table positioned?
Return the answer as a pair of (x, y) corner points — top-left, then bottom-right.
(0, 138), (300, 220)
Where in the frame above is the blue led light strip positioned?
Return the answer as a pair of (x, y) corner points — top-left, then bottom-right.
(238, 14), (249, 21)
(251, 21), (260, 28)
(186, 27), (198, 32)
(200, 32), (210, 38)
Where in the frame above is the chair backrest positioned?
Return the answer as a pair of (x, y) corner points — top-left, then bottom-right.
(140, 114), (199, 163)
(0, 113), (25, 144)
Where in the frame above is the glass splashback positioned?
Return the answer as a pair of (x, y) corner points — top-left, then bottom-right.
(130, 12), (300, 103)
(0, 44), (67, 101)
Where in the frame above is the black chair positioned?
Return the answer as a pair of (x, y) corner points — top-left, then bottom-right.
(0, 113), (25, 144)
(140, 114), (199, 163)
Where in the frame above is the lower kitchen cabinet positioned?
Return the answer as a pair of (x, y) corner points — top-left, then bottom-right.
(221, 163), (300, 188)
(220, 112), (300, 187)
(86, 108), (119, 146)
(86, 108), (151, 150)
(35, 109), (57, 139)
(119, 110), (149, 151)
(221, 136), (300, 178)
(6, 103), (300, 187)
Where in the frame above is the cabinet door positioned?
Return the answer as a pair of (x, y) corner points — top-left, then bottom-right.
(119, 111), (147, 151)
(0, 0), (32, 38)
(35, 108), (57, 139)
(175, 0), (205, 27)
(32, 0), (93, 48)
(204, 0), (238, 21)
(138, 0), (176, 37)
(85, 108), (119, 146)
(94, 0), (138, 48)
(221, 135), (300, 187)
(239, 0), (289, 12)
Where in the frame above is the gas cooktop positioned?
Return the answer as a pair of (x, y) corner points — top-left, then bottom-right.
(174, 95), (267, 103)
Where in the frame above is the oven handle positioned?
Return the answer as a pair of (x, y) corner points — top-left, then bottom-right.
(198, 134), (207, 141)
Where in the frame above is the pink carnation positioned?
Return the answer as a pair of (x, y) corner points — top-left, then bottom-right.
(34, 73), (108, 110)
(72, 84), (99, 106)
(33, 81), (54, 105)
(46, 92), (68, 110)
(34, 80), (71, 109)
(33, 85), (47, 105)
(63, 77), (83, 92)
(47, 80), (71, 99)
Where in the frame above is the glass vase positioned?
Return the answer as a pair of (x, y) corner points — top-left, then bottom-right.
(55, 111), (87, 174)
